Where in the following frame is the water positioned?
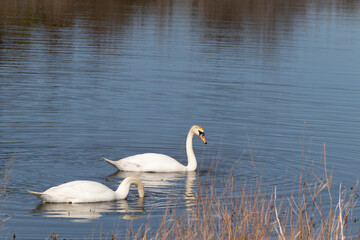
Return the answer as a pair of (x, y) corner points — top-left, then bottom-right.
(1, 0), (360, 238)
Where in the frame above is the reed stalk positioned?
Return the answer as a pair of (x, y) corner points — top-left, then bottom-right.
(132, 144), (359, 240)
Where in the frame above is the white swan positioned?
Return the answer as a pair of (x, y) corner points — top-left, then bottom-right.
(27, 177), (144, 203)
(103, 125), (207, 172)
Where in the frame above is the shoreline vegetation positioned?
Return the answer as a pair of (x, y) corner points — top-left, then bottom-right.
(0, 155), (14, 232)
(128, 144), (359, 240)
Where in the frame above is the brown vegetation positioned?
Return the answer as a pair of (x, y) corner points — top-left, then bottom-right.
(131, 144), (359, 240)
(0, 156), (14, 231)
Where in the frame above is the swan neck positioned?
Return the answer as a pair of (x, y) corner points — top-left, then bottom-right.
(116, 177), (144, 199)
(186, 129), (197, 171)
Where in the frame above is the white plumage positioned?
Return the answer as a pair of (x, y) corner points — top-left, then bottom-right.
(27, 177), (144, 203)
(103, 125), (207, 172)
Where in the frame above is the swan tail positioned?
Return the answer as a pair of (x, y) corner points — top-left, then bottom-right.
(27, 190), (46, 199)
(103, 157), (117, 167)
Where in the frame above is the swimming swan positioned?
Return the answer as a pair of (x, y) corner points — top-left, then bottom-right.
(103, 125), (207, 172)
(27, 177), (144, 203)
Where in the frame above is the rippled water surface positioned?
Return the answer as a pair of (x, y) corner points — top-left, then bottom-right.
(1, 0), (360, 238)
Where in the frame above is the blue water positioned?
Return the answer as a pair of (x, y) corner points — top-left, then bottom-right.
(0, 0), (360, 238)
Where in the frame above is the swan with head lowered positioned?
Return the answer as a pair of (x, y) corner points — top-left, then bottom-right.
(27, 177), (144, 203)
(103, 125), (207, 172)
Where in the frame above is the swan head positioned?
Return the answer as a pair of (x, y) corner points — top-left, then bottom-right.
(192, 125), (207, 144)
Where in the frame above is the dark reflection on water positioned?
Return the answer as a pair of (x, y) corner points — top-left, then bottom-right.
(1, 0), (360, 238)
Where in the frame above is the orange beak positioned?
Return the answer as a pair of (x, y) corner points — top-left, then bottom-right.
(199, 134), (207, 144)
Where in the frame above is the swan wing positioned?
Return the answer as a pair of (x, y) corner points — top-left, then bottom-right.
(30, 181), (115, 203)
(115, 153), (187, 172)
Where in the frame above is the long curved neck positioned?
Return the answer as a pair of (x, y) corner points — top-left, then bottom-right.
(115, 177), (145, 200)
(186, 129), (197, 171)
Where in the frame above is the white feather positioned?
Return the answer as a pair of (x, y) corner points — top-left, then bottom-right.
(28, 177), (144, 203)
(103, 125), (207, 172)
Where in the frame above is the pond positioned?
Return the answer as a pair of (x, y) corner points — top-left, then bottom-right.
(0, 0), (360, 238)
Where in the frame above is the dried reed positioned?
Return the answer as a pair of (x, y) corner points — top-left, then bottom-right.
(132, 144), (359, 240)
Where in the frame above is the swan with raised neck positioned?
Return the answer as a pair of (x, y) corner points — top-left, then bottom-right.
(103, 125), (207, 172)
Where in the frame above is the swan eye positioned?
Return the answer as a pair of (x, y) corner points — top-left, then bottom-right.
(199, 131), (204, 136)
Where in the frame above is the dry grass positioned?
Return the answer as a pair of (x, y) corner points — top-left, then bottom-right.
(0, 155), (14, 230)
(132, 144), (359, 240)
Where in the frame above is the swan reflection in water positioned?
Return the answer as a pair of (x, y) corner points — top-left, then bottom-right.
(29, 197), (145, 222)
(110, 171), (195, 192)
(110, 171), (197, 209)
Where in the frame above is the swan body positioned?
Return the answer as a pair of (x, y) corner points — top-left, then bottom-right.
(103, 125), (207, 172)
(104, 153), (188, 172)
(27, 177), (144, 203)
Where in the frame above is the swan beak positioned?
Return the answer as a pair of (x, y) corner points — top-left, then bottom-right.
(199, 133), (207, 144)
